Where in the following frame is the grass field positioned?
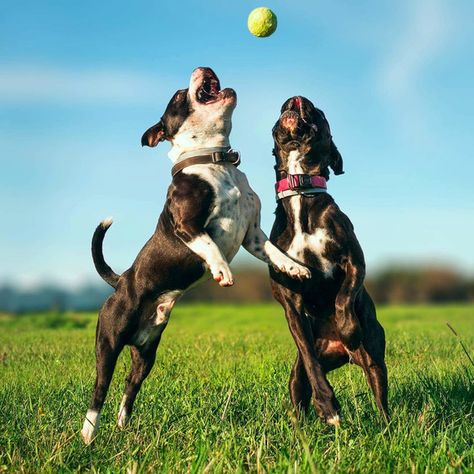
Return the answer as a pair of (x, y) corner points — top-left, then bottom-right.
(0, 304), (473, 473)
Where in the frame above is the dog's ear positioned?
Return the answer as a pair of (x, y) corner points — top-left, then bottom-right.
(141, 120), (166, 147)
(329, 140), (344, 175)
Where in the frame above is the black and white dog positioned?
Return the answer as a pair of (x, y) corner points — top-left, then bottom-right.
(81, 68), (311, 444)
(269, 97), (388, 425)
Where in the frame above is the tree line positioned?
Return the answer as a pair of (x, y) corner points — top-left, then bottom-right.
(1, 264), (473, 313)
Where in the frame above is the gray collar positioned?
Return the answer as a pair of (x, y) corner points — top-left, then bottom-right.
(276, 188), (327, 201)
(175, 146), (230, 163)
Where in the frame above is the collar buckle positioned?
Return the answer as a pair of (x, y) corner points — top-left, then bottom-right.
(211, 151), (224, 163)
(288, 174), (312, 190)
(211, 149), (241, 166)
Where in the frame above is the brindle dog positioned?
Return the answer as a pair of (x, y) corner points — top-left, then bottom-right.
(269, 96), (388, 425)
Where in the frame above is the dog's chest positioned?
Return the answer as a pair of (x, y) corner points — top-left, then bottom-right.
(286, 196), (335, 278)
(182, 164), (254, 261)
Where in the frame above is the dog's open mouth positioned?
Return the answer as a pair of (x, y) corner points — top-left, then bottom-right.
(283, 96), (318, 134)
(292, 96), (302, 114)
(197, 72), (222, 104)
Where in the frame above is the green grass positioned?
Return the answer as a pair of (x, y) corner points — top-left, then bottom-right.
(0, 304), (473, 473)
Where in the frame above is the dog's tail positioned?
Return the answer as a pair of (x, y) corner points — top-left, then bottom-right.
(92, 218), (120, 289)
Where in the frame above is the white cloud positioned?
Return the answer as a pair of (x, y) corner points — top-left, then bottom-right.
(0, 63), (171, 105)
(376, 0), (453, 141)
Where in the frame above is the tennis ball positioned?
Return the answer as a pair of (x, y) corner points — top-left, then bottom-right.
(247, 7), (277, 38)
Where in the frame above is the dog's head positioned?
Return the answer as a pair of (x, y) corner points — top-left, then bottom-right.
(141, 67), (237, 159)
(272, 96), (343, 179)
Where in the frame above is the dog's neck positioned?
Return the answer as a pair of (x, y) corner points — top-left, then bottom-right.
(274, 150), (328, 180)
(168, 136), (231, 163)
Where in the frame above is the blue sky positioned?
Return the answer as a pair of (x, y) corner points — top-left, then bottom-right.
(1, 0), (473, 287)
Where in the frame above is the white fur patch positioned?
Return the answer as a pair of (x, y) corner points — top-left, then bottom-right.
(100, 217), (113, 229)
(117, 395), (128, 429)
(287, 196), (335, 278)
(168, 70), (235, 162)
(183, 165), (252, 262)
(187, 233), (233, 286)
(132, 290), (182, 347)
(168, 110), (232, 162)
(288, 150), (305, 174)
(81, 409), (100, 445)
(327, 414), (341, 426)
(262, 239), (312, 279)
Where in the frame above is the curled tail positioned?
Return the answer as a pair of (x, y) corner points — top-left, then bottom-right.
(92, 218), (120, 289)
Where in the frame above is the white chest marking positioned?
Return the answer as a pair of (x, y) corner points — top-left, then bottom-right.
(287, 196), (335, 278)
(288, 150), (305, 174)
(182, 164), (255, 262)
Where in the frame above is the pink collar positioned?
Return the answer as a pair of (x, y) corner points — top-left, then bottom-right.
(275, 174), (327, 200)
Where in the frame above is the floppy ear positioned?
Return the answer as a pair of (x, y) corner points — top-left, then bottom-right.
(329, 140), (344, 175)
(141, 120), (166, 147)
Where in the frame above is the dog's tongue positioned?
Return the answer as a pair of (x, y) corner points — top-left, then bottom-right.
(294, 97), (302, 110)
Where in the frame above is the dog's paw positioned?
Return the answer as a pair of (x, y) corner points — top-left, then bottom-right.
(117, 399), (129, 429)
(81, 428), (95, 446)
(277, 260), (312, 281)
(81, 409), (100, 445)
(326, 414), (341, 427)
(117, 412), (128, 429)
(210, 262), (234, 287)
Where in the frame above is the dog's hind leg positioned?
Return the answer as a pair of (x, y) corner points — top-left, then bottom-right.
(352, 343), (389, 422)
(352, 291), (389, 421)
(117, 296), (177, 428)
(334, 257), (364, 351)
(81, 329), (124, 445)
(117, 342), (159, 428)
(289, 351), (312, 416)
(81, 293), (134, 445)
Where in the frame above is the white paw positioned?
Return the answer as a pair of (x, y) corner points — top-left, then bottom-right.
(117, 409), (128, 429)
(81, 427), (94, 446)
(117, 397), (129, 429)
(210, 262), (234, 287)
(278, 260), (312, 280)
(327, 414), (341, 426)
(81, 410), (100, 445)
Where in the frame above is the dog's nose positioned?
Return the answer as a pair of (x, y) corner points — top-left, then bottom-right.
(280, 111), (299, 132)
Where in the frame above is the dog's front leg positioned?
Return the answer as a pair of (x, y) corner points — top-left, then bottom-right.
(272, 285), (340, 424)
(169, 181), (234, 287)
(243, 206), (311, 280)
(185, 232), (233, 286)
(334, 257), (364, 350)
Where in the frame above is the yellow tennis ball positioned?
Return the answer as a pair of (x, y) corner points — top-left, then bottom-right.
(248, 7), (277, 38)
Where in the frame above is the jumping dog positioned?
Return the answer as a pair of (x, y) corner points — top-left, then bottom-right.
(81, 69), (311, 444)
